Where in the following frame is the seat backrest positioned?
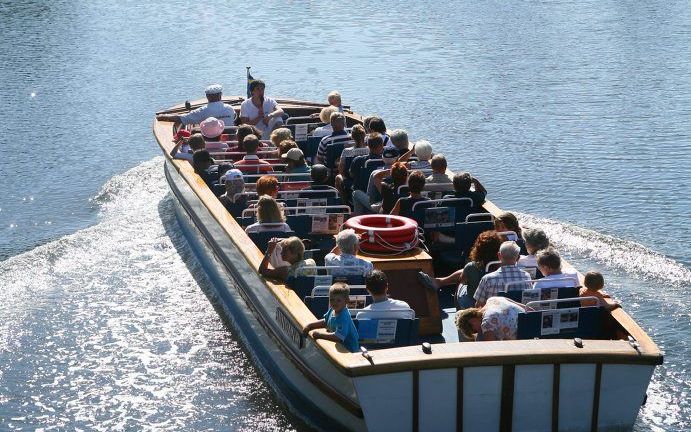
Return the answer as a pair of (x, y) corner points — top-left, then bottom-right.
(355, 317), (420, 347)
(499, 286), (579, 309)
(325, 140), (350, 169)
(516, 305), (604, 340)
(304, 294), (373, 317)
(412, 198), (473, 226)
(286, 273), (367, 299)
(247, 230), (295, 251)
(312, 285), (369, 296)
(355, 159), (384, 191)
(302, 136), (323, 161)
(454, 215), (495, 255)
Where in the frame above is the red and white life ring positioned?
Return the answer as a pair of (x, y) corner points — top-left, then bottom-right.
(344, 215), (419, 254)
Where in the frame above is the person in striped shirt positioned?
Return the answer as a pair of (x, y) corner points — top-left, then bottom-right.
(315, 112), (351, 166)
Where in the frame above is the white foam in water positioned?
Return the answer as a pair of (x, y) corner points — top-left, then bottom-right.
(516, 212), (690, 287)
(0, 158), (296, 431)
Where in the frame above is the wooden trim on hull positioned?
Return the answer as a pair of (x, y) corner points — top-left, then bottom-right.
(153, 101), (661, 378)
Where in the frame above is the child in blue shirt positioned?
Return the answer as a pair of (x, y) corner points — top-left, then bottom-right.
(303, 283), (360, 352)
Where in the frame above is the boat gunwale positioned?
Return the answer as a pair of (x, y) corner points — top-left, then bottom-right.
(153, 97), (663, 379)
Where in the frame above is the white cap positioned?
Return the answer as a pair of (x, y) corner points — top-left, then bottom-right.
(205, 84), (223, 95)
(220, 168), (244, 184)
(281, 147), (304, 161)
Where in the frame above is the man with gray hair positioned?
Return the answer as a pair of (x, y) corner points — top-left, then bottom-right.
(388, 129), (409, 155)
(324, 229), (374, 276)
(473, 241), (531, 307)
(315, 111), (352, 166)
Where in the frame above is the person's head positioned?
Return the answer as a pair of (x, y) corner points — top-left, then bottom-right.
(188, 133), (206, 151)
(523, 228), (550, 255)
(430, 154), (447, 174)
(277, 139), (298, 158)
(366, 133), (385, 155)
(335, 228), (360, 256)
(280, 236), (305, 264)
(192, 150), (214, 173)
(455, 308), (483, 339)
(469, 230), (503, 267)
(256, 195), (285, 224)
(282, 147), (306, 169)
(368, 116), (387, 134)
(236, 124), (256, 150)
(205, 84), (223, 103)
(327, 90), (342, 107)
(310, 164), (328, 185)
(270, 127), (293, 147)
(453, 172), (473, 193)
(243, 134), (260, 154)
(390, 129), (409, 151)
(390, 162), (409, 187)
(536, 248), (562, 276)
(414, 140), (433, 161)
(498, 241), (521, 265)
(584, 271), (605, 291)
(249, 79), (265, 98)
(365, 269), (388, 298)
(173, 129), (191, 144)
(362, 116), (376, 133)
(494, 212), (522, 237)
(319, 106), (338, 124)
(382, 148), (398, 167)
(200, 117), (225, 140)
(256, 175), (279, 198)
(408, 170), (426, 195)
(328, 282), (350, 313)
(350, 124), (366, 147)
(330, 112), (346, 132)
(221, 169), (245, 201)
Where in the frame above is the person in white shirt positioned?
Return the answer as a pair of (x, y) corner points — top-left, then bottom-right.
(518, 228), (550, 269)
(157, 84), (236, 127)
(533, 248), (580, 288)
(170, 132), (206, 161)
(240, 80), (285, 139)
(311, 106), (339, 137)
(356, 270), (414, 320)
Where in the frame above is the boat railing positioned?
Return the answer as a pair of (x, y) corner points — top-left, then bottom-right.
(241, 205), (351, 218)
(485, 260), (501, 272)
(525, 296), (599, 309)
(504, 277), (578, 291)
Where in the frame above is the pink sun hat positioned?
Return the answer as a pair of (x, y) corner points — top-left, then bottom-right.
(199, 117), (225, 138)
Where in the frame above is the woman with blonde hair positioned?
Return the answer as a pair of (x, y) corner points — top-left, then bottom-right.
(245, 195), (291, 233)
(259, 236), (316, 281)
(270, 127), (293, 148)
(312, 106), (339, 137)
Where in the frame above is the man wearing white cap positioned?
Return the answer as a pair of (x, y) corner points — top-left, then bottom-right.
(282, 148), (311, 181)
(156, 84), (236, 126)
(240, 80), (284, 139)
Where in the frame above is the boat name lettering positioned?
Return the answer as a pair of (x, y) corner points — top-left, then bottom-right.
(276, 307), (304, 349)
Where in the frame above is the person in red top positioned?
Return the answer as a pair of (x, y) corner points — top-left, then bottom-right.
(234, 134), (274, 174)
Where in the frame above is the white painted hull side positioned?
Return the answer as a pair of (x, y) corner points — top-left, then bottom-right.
(353, 363), (654, 432)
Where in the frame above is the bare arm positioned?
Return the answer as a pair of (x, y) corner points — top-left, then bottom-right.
(156, 114), (182, 123)
(472, 177), (487, 195)
(373, 168), (391, 193)
(436, 268), (465, 287)
(258, 240), (290, 281)
(390, 199), (401, 216)
(169, 140), (183, 158)
(396, 144), (416, 163)
(303, 319), (326, 334)
(312, 331), (342, 343)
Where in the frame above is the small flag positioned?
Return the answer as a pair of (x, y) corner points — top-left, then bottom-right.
(246, 67), (254, 98)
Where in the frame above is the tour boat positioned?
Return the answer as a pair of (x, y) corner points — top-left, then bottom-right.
(154, 96), (662, 431)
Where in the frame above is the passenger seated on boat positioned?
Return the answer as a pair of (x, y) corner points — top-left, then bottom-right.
(533, 248), (580, 288)
(352, 147), (398, 215)
(455, 296), (528, 341)
(256, 175), (280, 199)
(218, 169), (247, 210)
(270, 127), (293, 148)
(234, 135), (274, 174)
(407, 140), (432, 170)
(493, 212), (528, 254)
(389, 129), (410, 154)
(350, 133), (385, 192)
(303, 282), (360, 352)
(170, 131), (205, 161)
(240, 79), (285, 139)
(420, 230), (503, 310)
(368, 116), (393, 150)
(156, 84), (236, 127)
(328, 90), (344, 112)
(390, 171), (429, 218)
(378, 162), (408, 214)
(580, 271), (620, 311)
(282, 148), (311, 181)
(233, 124), (264, 152)
(259, 236), (317, 281)
(315, 112), (351, 166)
(426, 154), (453, 184)
(473, 241), (531, 307)
(192, 150), (234, 190)
(444, 172), (487, 210)
(356, 270), (414, 319)
(199, 117), (228, 150)
(311, 106), (338, 138)
(517, 227), (550, 269)
(324, 229), (374, 275)
(300, 164), (337, 193)
(335, 124), (369, 197)
(245, 195), (291, 234)
(277, 139), (299, 159)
